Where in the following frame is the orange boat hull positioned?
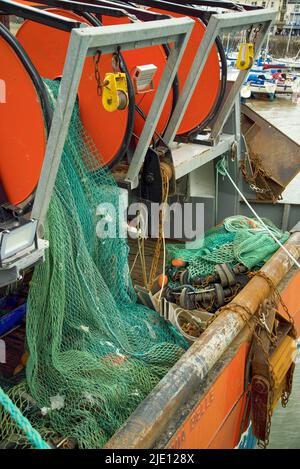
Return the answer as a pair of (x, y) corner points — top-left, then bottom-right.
(166, 270), (300, 449)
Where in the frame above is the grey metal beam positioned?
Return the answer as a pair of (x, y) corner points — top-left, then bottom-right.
(32, 18), (194, 227)
(125, 25), (194, 187)
(32, 30), (92, 230)
(78, 17), (194, 53)
(211, 15), (275, 139)
(172, 134), (234, 180)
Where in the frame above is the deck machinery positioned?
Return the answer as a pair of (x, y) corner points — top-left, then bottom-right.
(0, 0), (300, 450)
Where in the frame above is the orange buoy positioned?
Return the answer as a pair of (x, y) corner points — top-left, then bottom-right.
(16, 9), (130, 167)
(0, 26), (48, 205)
(157, 274), (169, 289)
(171, 259), (187, 268)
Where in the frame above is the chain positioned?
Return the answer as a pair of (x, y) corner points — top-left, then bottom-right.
(248, 271), (297, 339)
(205, 301), (253, 329)
(94, 49), (122, 98)
(240, 154), (279, 203)
(248, 271), (296, 447)
(205, 269), (296, 448)
(249, 183), (268, 194)
(247, 24), (262, 44)
(112, 51), (120, 73)
(94, 50), (104, 97)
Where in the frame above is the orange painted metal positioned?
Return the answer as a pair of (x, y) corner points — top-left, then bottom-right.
(103, 11), (221, 137)
(13, 1), (41, 4)
(166, 269), (300, 449)
(0, 34), (46, 205)
(208, 393), (248, 449)
(279, 270), (300, 334)
(16, 9), (129, 167)
(167, 342), (249, 449)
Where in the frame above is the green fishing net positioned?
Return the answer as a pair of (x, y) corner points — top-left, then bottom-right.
(0, 80), (187, 449)
(167, 216), (289, 280)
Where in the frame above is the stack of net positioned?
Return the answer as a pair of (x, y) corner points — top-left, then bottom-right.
(0, 80), (188, 449)
(167, 216), (289, 280)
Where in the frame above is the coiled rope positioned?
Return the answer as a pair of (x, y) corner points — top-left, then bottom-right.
(217, 158), (300, 269)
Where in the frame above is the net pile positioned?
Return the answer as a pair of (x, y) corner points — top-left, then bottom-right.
(167, 216), (289, 280)
(0, 80), (187, 449)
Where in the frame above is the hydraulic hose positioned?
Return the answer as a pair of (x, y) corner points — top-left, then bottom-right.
(0, 22), (52, 133)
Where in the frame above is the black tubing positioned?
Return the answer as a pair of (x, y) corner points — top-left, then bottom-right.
(186, 19), (227, 136)
(0, 23), (52, 207)
(0, 0), (82, 31)
(0, 22), (52, 133)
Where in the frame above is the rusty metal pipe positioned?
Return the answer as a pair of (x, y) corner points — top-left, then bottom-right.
(105, 232), (300, 449)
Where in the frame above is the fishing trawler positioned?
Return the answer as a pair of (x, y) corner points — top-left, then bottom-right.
(0, 0), (300, 451)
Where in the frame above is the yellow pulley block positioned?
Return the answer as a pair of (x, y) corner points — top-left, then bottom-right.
(102, 72), (129, 112)
(270, 335), (297, 391)
(236, 43), (254, 70)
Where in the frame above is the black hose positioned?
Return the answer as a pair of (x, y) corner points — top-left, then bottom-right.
(181, 18), (227, 139)
(0, 23), (52, 133)
(198, 23), (227, 132)
(163, 43), (179, 127)
(0, 23), (52, 207)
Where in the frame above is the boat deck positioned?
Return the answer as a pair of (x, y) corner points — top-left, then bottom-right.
(128, 237), (171, 288)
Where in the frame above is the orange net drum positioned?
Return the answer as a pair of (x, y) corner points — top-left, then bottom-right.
(16, 9), (131, 168)
(0, 25), (50, 205)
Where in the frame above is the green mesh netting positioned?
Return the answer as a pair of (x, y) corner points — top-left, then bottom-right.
(0, 384), (51, 449)
(0, 79), (188, 449)
(167, 217), (289, 280)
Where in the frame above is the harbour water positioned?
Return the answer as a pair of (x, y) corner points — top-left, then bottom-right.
(268, 348), (300, 449)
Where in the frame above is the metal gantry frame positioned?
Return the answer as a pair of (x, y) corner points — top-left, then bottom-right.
(164, 8), (277, 145)
(1, 8), (277, 286)
(162, 8), (277, 185)
(32, 17), (194, 226)
(31, 8), (277, 225)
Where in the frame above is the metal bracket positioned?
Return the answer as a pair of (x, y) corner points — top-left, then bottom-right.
(163, 8), (277, 146)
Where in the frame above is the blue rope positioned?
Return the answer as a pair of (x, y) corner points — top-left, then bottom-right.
(0, 387), (50, 449)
